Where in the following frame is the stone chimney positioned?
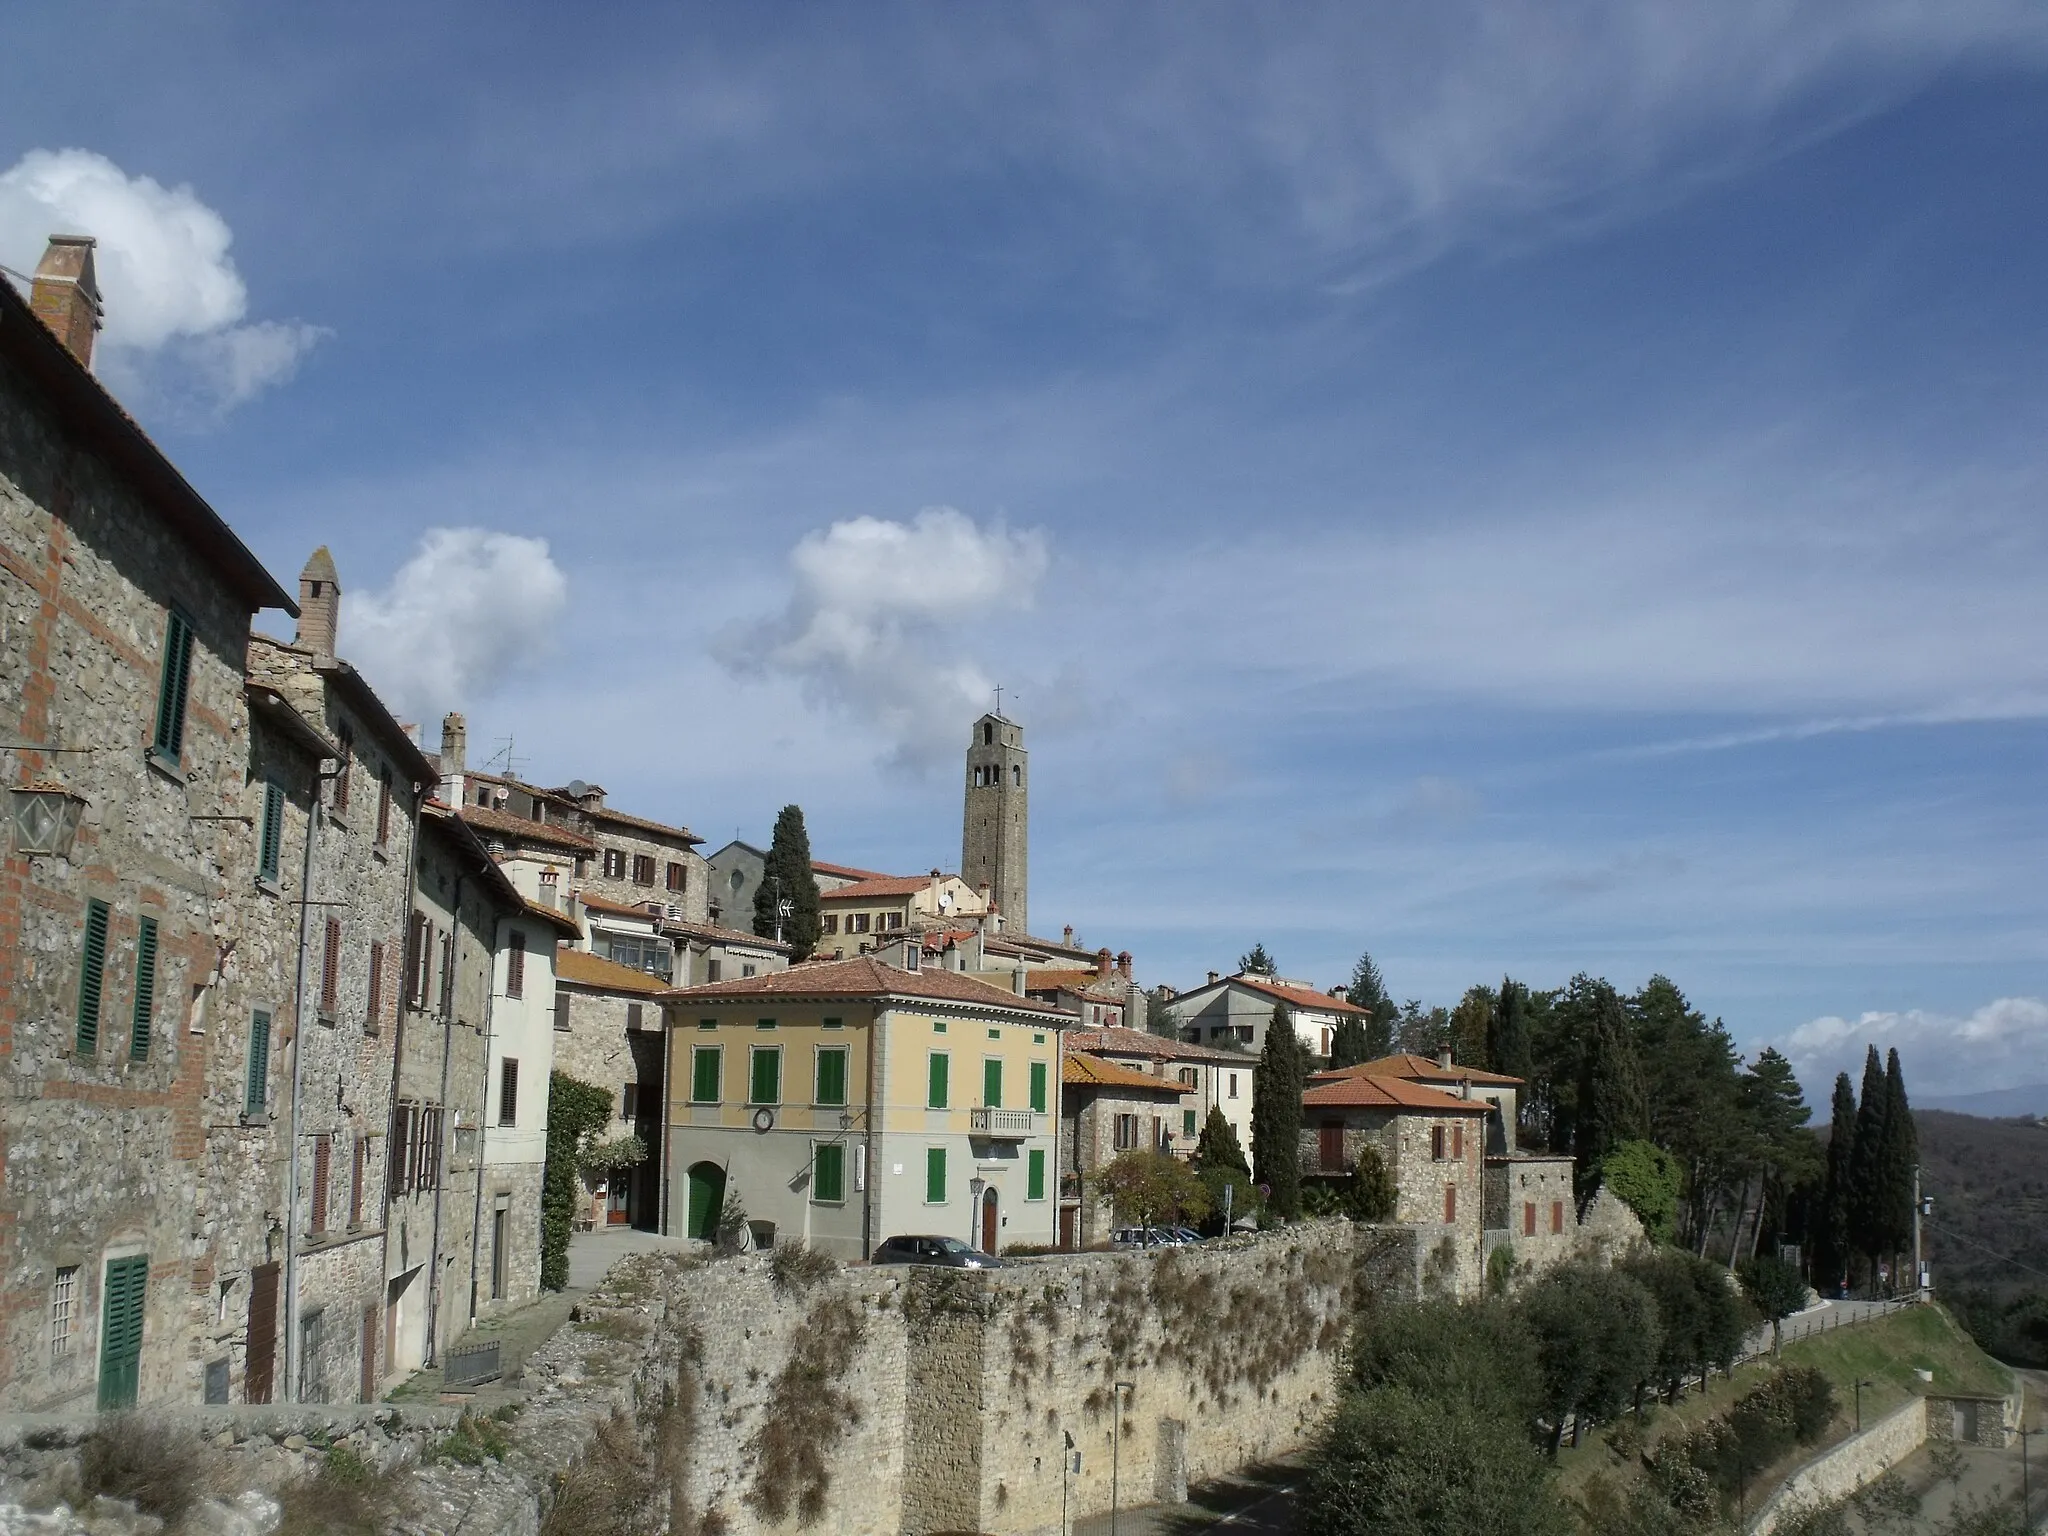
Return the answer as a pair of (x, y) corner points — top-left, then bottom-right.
(1207, 970), (1220, 985)
(1011, 967), (1028, 996)
(29, 236), (102, 370)
(1095, 946), (1112, 979)
(297, 548), (341, 658)
(1116, 951), (1132, 979)
(1063, 924), (1074, 946)
(441, 713), (467, 775)
(1437, 1042), (1454, 1070)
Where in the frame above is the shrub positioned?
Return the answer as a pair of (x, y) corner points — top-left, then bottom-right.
(276, 1444), (410, 1536)
(745, 1293), (868, 1525)
(433, 1411), (513, 1466)
(1095, 1149), (1211, 1229)
(78, 1415), (207, 1522)
(1345, 1144), (1397, 1221)
(769, 1243), (838, 1296)
(542, 1071), (615, 1289)
(1600, 1142), (1681, 1245)
(540, 1409), (660, 1536)
(1348, 1295), (1540, 1426)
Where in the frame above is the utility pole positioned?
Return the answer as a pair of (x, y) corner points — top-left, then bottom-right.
(1111, 1381), (1134, 1536)
(1913, 1167), (1931, 1297)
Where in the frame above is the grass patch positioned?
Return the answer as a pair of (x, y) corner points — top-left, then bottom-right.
(540, 1410), (660, 1536)
(769, 1243), (838, 1296)
(1781, 1303), (2014, 1408)
(432, 1410), (515, 1465)
(275, 1443), (412, 1536)
(574, 1311), (650, 1344)
(78, 1414), (209, 1523)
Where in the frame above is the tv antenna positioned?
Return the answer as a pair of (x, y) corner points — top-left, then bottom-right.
(482, 736), (526, 780)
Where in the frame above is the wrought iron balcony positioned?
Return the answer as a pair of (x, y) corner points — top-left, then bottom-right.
(970, 1107), (1036, 1137)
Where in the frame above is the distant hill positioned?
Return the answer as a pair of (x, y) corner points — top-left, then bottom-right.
(1917, 1083), (2048, 1118)
(1915, 1109), (2048, 1296)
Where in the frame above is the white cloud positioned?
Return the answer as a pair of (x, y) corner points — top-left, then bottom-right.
(717, 507), (1050, 768)
(342, 528), (569, 723)
(1777, 996), (2048, 1101)
(0, 148), (323, 410)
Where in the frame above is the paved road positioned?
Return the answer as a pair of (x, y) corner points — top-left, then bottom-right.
(1750, 1295), (1913, 1356)
(1072, 1463), (1302, 1536)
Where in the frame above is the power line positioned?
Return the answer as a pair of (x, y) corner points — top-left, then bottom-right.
(1923, 1219), (2048, 1285)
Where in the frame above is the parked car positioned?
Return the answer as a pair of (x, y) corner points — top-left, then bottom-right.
(872, 1234), (1005, 1269)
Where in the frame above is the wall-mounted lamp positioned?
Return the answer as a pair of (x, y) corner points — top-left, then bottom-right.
(11, 782), (88, 857)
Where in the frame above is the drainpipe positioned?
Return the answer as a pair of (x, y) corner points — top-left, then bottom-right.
(861, 1013), (878, 1260)
(424, 873), (465, 1366)
(467, 910), (504, 1324)
(281, 759), (337, 1403)
(1050, 1020), (1066, 1248)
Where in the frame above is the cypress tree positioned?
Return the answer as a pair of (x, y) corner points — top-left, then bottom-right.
(1345, 951), (1398, 1058)
(1874, 1048), (1918, 1284)
(1192, 1105), (1250, 1176)
(752, 804), (823, 960)
(1253, 1003), (1305, 1218)
(1847, 1045), (1888, 1281)
(1572, 979), (1648, 1197)
(1488, 976), (1533, 1083)
(1816, 1072), (1856, 1291)
(1328, 1015), (1372, 1069)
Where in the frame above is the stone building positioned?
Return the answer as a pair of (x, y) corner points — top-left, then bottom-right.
(562, 781), (709, 924)
(816, 872), (990, 957)
(552, 948), (672, 1231)
(0, 241), (299, 1412)
(1168, 971), (1372, 1059)
(1484, 1153), (1579, 1279)
(961, 712), (1027, 936)
(1057, 1053), (1186, 1247)
(1327, 1049), (1524, 1153)
(1061, 1024), (1254, 1159)
(661, 955), (1068, 1257)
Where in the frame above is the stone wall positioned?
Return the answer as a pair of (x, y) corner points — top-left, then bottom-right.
(1750, 1397), (1928, 1535)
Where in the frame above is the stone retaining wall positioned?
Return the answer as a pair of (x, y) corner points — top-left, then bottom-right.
(1750, 1398), (1928, 1535)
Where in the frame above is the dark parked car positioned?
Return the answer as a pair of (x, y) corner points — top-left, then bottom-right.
(872, 1234), (1004, 1269)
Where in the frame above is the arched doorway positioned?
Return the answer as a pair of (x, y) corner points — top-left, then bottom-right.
(979, 1185), (999, 1255)
(686, 1162), (726, 1241)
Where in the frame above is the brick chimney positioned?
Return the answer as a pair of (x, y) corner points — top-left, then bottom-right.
(29, 236), (102, 370)
(1436, 1042), (1454, 1070)
(296, 548), (341, 658)
(1116, 951), (1132, 979)
(1096, 946), (1112, 979)
(441, 713), (467, 774)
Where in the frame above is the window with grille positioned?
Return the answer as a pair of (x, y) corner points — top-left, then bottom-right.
(50, 1265), (78, 1362)
(632, 854), (655, 886)
(499, 1059), (519, 1126)
(506, 932), (525, 999)
(258, 781), (285, 882)
(130, 916), (157, 1061)
(76, 899), (109, 1054)
(152, 608), (196, 759)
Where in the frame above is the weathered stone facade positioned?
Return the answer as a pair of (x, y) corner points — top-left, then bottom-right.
(551, 949), (670, 1230)
(1484, 1154), (1578, 1281)
(1059, 1055), (1185, 1246)
(961, 712), (1027, 936)
(1297, 1103), (1489, 1296)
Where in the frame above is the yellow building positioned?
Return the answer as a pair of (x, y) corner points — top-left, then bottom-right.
(661, 955), (1069, 1258)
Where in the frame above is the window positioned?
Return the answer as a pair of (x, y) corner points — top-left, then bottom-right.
(1523, 1202), (1537, 1237)
(404, 913), (430, 1008)
(984, 723), (993, 745)
(1183, 1109), (1197, 1138)
(310, 1134), (330, 1235)
(749, 1045), (781, 1105)
(389, 1102), (414, 1197)
(50, 1265), (78, 1362)
(76, 899), (110, 1053)
(375, 768), (393, 846)
(1452, 1124), (1464, 1160)
(1113, 1113), (1139, 1150)
(623, 1083), (639, 1121)
(1027, 1149), (1047, 1200)
(666, 861), (685, 892)
(1551, 1201), (1565, 1235)
(691, 1045), (722, 1103)
(1177, 1067), (1198, 1088)
(1443, 1184), (1457, 1223)
(1029, 1061), (1048, 1113)
(822, 914), (838, 935)
(927, 1052), (950, 1109)
(852, 913), (871, 934)
(1228, 1072), (1239, 1099)
(883, 911), (903, 930)
(245, 1010), (272, 1116)
(320, 917), (341, 1018)
(1430, 1125), (1446, 1161)
(367, 941), (385, 1032)
(742, 964), (756, 979)
(499, 1059), (519, 1126)
(152, 608), (196, 759)
(632, 854), (656, 886)
(603, 849), (626, 880)
(506, 933), (525, 999)
(706, 959), (722, 983)
(816, 1046), (848, 1107)
(813, 1143), (846, 1203)
(925, 1146), (947, 1204)
(982, 1058), (1003, 1108)
(607, 936), (673, 980)
(130, 916), (157, 1061)
(436, 927), (454, 1013)
(258, 781), (285, 883)
(553, 991), (571, 1031)
(627, 1003), (644, 1031)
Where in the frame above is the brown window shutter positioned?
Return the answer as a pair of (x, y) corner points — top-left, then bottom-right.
(245, 1263), (280, 1404)
(375, 770), (392, 845)
(1444, 1184), (1457, 1223)
(310, 1135), (330, 1235)
(402, 915), (424, 1008)
(1452, 1124), (1464, 1161)
(359, 1305), (378, 1403)
(388, 1104), (410, 1198)
(507, 933), (525, 999)
(366, 941), (384, 1030)
(321, 919), (342, 1015)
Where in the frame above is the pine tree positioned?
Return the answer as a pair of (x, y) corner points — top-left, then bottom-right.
(1571, 978), (1648, 1197)
(1449, 984), (1494, 1065)
(1847, 1045), (1889, 1282)
(1874, 1048), (1918, 1285)
(1345, 951), (1398, 1058)
(752, 804), (823, 960)
(1488, 976), (1533, 1084)
(1239, 942), (1278, 976)
(1328, 1015), (1372, 1069)
(1816, 1072), (1857, 1291)
(1191, 1105), (1250, 1176)
(1252, 1004), (1305, 1218)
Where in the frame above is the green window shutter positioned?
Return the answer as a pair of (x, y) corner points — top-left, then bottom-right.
(983, 1058), (1003, 1109)
(927, 1053), (948, 1109)
(153, 610), (195, 756)
(259, 782), (284, 881)
(96, 1254), (148, 1411)
(925, 1147), (946, 1204)
(750, 1046), (781, 1105)
(1027, 1148), (1045, 1201)
(816, 1047), (847, 1107)
(813, 1144), (845, 1203)
(77, 900), (110, 1053)
(692, 1046), (721, 1103)
(1029, 1061), (1048, 1113)
(1183, 1109), (1197, 1138)
(245, 1011), (271, 1115)
(130, 917), (158, 1061)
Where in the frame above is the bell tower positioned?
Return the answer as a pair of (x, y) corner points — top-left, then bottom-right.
(961, 712), (1027, 937)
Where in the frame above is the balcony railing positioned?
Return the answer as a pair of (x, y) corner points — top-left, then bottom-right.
(970, 1107), (1036, 1137)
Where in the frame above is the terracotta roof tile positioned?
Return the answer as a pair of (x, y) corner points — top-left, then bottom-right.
(589, 804), (703, 844)
(662, 954), (1066, 1015)
(812, 860), (897, 881)
(1027, 968), (1118, 994)
(1313, 1052), (1524, 1088)
(555, 948), (672, 995)
(1301, 1076), (1490, 1112)
(1064, 1026), (1247, 1064)
(459, 802), (596, 852)
(1063, 1053), (1187, 1093)
(579, 891), (666, 920)
(1230, 974), (1369, 1015)
(663, 916), (794, 953)
(819, 875), (957, 900)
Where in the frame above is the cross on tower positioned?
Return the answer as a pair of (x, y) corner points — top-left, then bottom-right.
(992, 684), (1003, 718)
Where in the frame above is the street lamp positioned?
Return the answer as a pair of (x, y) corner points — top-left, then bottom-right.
(10, 783), (87, 857)
(2020, 1425), (2036, 1523)
(1110, 1380), (1134, 1536)
(1853, 1379), (1873, 1432)
(968, 1175), (986, 1250)
(1062, 1429), (1077, 1536)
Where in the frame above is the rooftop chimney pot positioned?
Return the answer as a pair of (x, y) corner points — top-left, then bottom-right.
(29, 235), (102, 370)
(1063, 924), (1074, 945)
(296, 547), (341, 658)
(1207, 970), (1220, 985)
(1437, 1043), (1454, 1070)
(1096, 946), (1112, 978)
(441, 713), (467, 775)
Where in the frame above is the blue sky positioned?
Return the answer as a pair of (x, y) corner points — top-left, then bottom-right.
(5, 3), (2048, 1104)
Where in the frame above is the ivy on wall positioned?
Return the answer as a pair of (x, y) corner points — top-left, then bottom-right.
(542, 1071), (616, 1290)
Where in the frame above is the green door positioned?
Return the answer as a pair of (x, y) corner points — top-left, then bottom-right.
(97, 1255), (147, 1410)
(687, 1163), (726, 1241)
